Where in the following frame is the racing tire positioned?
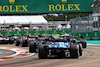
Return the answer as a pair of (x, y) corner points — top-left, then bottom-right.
(9, 38), (14, 44)
(22, 40), (27, 47)
(38, 44), (48, 59)
(15, 40), (20, 46)
(29, 41), (37, 53)
(80, 39), (87, 48)
(70, 44), (80, 58)
(78, 43), (83, 56)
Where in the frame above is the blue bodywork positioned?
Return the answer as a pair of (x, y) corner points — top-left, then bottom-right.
(47, 41), (71, 48)
(38, 40), (44, 44)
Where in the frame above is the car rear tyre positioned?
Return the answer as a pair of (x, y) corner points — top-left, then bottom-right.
(9, 38), (14, 44)
(15, 40), (20, 46)
(80, 39), (87, 48)
(22, 40), (27, 47)
(78, 43), (82, 56)
(70, 44), (79, 58)
(29, 41), (37, 53)
(38, 44), (48, 59)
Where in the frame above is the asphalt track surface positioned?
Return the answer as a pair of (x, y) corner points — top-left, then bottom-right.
(0, 44), (100, 67)
(0, 49), (15, 58)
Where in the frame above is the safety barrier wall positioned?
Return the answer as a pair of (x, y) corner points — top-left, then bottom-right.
(1, 30), (100, 40)
(0, 30), (70, 36)
(71, 32), (100, 40)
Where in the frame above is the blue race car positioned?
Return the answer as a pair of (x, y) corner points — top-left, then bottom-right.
(38, 36), (83, 59)
(59, 34), (87, 48)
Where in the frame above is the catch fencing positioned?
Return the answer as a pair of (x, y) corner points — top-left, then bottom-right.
(70, 15), (100, 40)
(70, 16), (100, 33)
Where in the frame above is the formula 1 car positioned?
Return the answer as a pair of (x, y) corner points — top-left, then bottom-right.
(15, 36), (37, 47)
(29, 35), (55, 53)
(38, 34), (87, 59)
(15, 36), (27, 46)
(0, 36), (14, 44)
(29, 33), (87, 53)
(38, 38), (83, 59)
(59, 34), (87, 48)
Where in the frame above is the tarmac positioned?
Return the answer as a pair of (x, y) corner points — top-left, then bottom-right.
(0, 41), (100, 67)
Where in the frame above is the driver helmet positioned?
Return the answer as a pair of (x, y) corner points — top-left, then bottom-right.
(58, 37), (64, 40)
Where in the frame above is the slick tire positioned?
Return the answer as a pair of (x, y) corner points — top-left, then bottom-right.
(15, 40), (20, 46)
(78, 43), (83, 56)
(70, 44), (80, 58)
(80, 39), (87, 48)
(9, 39), (14, 44)
(38, 44), (48, 59)
(29, 41), (37, 53)
(22, 40), (27, 47)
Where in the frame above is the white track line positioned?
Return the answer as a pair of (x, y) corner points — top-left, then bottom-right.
(87, 44), (100, 45)
(0, 47), (35, 61)
(0, 47), (21, 57)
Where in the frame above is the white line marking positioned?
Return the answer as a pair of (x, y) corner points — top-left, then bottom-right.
(88, 44), (100, 45)
(0, 47), (35, 58)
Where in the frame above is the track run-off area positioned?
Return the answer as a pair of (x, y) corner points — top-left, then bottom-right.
(0, 41), (100, 67)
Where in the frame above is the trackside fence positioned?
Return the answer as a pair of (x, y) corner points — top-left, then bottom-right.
(70, 15), (100, 40)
